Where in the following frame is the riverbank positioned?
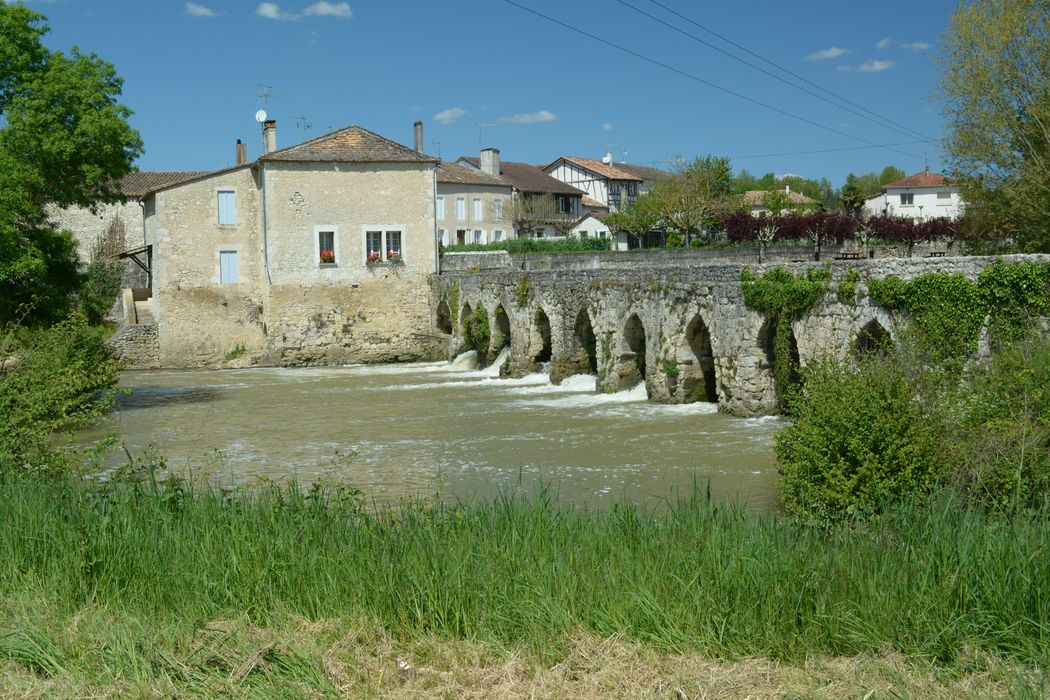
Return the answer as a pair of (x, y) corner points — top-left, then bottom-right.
(1, 475), (1046, 696)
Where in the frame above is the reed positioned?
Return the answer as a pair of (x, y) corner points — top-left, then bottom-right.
(1, 474), (1048, 671)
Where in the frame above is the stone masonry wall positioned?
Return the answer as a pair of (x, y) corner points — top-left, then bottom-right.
(434, 254), (1050, 417)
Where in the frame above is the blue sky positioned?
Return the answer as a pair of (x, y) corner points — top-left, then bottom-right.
(23, 0), (956, 187)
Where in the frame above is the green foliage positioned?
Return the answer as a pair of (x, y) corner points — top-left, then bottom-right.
(443, 236), (610, 254)
(224, 345), (246, 362)
(514, 276), (531, 308)
(776, 354), (944, 520)
(836, 268), (860, 305)
(665, 232), (683, 248)
(741, 266), (830, 406)
(0, 313), (121, 472)
(77, 258), (122, 325)
(462, 305), (490, 357)
(661, 358), (679, 380)
(869, 262), (1050, 358)
(0, 5), (142, 325)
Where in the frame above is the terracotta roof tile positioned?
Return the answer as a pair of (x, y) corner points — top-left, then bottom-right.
(261, 125), (438, 163)
(613, 163), (672, 181)
(581, 195), (608, 209)
(458, 157), (584, 195)
(436, 162), (508, 187)
(882, 171), (954, 188)
(556, 156), (643, 181)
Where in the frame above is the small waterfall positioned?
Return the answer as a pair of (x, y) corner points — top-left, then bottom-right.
(538, 361), (551, 375)
(481, 346), (511, 377)
(449, 350), (479, 371)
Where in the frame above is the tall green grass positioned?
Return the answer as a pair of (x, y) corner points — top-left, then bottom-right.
(1, 474), (1048, 666)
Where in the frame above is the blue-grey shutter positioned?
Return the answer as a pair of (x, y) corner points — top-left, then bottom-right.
(218, 191), (236, 225)
(220, 251), (238, 283)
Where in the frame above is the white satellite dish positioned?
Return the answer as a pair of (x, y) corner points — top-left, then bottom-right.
(255, 109), (268, 123)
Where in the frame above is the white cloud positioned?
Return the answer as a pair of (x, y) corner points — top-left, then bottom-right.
(303, 1), (352, 18)
(901, 41), (930, 51)
(875, 37), (894, 49)
(859, 59), (895, 72)
(433, 107), (467, 125)
(496, 110), (557, 125)
(601, 122), (614, 131)
(805, 47), (848, 61)
(256, 2), (296, 20)
(185, 2), (219, 17)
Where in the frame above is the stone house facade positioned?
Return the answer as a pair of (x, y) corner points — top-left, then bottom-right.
(139, 122), (439, 368)
(436, 156), (513, 246)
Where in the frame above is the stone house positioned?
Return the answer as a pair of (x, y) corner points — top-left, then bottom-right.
(863, 169), (963, 220)
(135, 121), (439, 368)
(740, 186), (818, 216)
(456, 153), (584, 238)
(436, 151), (513, 246)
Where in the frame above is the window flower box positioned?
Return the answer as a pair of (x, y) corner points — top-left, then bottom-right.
(319, 249), (335, 264)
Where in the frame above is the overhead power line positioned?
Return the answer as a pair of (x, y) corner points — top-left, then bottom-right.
(642, 0), (933, 142)
(500, 0), (923, 161)
(733, 139), (939, 160)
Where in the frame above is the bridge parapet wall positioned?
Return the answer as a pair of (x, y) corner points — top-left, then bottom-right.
(433, 254), (1049, 416)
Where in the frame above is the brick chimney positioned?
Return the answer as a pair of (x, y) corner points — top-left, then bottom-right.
(413, 120), (423, 153)
(236, 139), (247, 165)
(262, 120), (277, 154)
(480, 147), (500, 177)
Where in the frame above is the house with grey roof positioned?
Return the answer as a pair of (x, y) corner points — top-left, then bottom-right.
(457, 149), (585, 238)
(119, 120), (441, 369)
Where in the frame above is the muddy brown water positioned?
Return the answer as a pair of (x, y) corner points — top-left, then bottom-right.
(75, 354), (783, 509)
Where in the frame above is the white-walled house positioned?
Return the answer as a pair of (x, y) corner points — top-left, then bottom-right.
(863, 170), (963, 219)
(571, 212), (611, 241)
(542, 156), (669, 213)
(436, 158), (513, 247)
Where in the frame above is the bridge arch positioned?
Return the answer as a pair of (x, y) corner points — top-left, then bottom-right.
(758, 317), (800, 390)
(529, 306), (553, 367)
(435, 299), (452, 335)
(617, 313), (648, 395)
(856, 318), (892, 357)
(574, 309), (598, 374)
(676, 313), (718, 403)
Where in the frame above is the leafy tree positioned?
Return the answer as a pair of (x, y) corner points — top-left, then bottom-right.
(0, 5), (142, 324)
(504, 193), (576, 239)
(839, 175), (866, 216)
(604, 194), (659, 248)
(651, 155), (732, 246)
(938, 0), (1050, 252)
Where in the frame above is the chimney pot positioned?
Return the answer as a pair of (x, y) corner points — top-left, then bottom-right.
(262, 120), (277, 154)
(236, 138), (247, 166)
(413, 120), (423, 153)
(480, 147), (501, 177)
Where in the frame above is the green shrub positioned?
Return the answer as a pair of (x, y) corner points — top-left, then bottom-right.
(444, 237), (611, 254)
(78, 259), (123, 325)
(775, 353), (944, 521)
(463, 306), (490, 357)
(0, 314), (121, 472)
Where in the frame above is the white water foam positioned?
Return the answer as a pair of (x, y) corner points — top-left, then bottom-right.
(449, 350), (479, 371)
(511, 382), (649, 409)
(480, 346), (511, 377)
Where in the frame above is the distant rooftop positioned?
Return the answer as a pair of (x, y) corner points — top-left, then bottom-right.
(882, 171), (954, 189)
(260, 124), (438, 163)
(458, 156), (584, 196)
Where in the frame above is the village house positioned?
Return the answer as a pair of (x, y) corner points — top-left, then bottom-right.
(863, 169), (964, 219)
(127, 120), (439, 368)
(740, 185), (818, 216)
(456, 153), (584, 238)
(542, 155), (669, 213)
(436, 148), (513, 247)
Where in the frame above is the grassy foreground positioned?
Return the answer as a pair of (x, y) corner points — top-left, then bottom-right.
(0, 475), (1048, 696)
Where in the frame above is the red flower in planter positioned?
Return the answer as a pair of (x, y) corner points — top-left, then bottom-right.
(319, 249), (335, 264)
(367, 252), (382, 264)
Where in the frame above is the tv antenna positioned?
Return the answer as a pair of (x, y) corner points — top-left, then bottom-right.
(254, 83), (284, 122)
(295, 114), (313, 135)
(476, 122), (495, 147)
(432, 140), (442, 159)
(621, 150), (629, 163)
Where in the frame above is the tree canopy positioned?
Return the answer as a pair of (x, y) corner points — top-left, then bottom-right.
(938, 0), (1050, 252)
(0, 4), (142, 324)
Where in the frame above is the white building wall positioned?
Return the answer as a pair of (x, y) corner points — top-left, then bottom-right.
(863, 186), (963, 219)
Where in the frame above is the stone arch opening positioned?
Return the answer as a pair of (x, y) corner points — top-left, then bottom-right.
(758, 317), (800, 386)
(620, 314), (647, 390)
(436, 300), (452, 334)
(460, 303), (472, 333)
(680, 314), (717, 403)
(574, 309), (597, 374)
(493, 304), (511, 352)
(530, 307), (552, 365)
(856, 319), (891, 357)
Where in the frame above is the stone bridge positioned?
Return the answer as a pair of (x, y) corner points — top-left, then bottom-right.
(431, 252), (1048, 416)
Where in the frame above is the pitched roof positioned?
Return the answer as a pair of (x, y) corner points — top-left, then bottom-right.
(436, 162), (508, 187)
(613, 163), (672, 182)
(458, 157), (584, 196)
(260, 125), (438, 163)
(120, 171), (210, 197)
(552, 156), (643, 181)
(581, 195), (609, 209)
(741, 189), (817, 206)
(882, 171), (954, 189)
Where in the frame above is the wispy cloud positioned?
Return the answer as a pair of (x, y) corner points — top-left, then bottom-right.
(805, 47), (849, 61)
(185, 2), (220, 17)
(901, 41), (930, 51)
(496, 110), (557, 125)
(256, 2), (296, 20)
(877, 38), (930, 52)
(433, 107), (467, 125)
(838, 59), (896, 73)
(601, 122), (614, 131)
(875, 37), (894, 49)
(303, 1), (352, 18)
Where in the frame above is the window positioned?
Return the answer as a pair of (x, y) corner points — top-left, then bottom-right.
(439, 228), (449, 246)
(473, 198), (482, 220)
(494, 198), (503, 221)
(436, 196), (445, 219)
(456, 197), (466, 220)
(318, 230), (336, 264)
(217, 190), (236, 225)
(937, 191), (952, 204)
(900, 193), (914, 206)
(472, 229), (484, 244)
(219, 250), (238, 284)
(493, 229), (504, 242)
(579, 230), (588, 238)
(626, 182), (638, 196)
(364, 228), (404, 263)
(608, 185), (621, 208)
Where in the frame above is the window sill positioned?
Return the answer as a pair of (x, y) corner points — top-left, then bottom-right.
(217, 224), (239, 229)
(319, 263), (338, 268)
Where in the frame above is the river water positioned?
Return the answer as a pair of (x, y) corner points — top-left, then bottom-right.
(76, 351), (783, 509)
